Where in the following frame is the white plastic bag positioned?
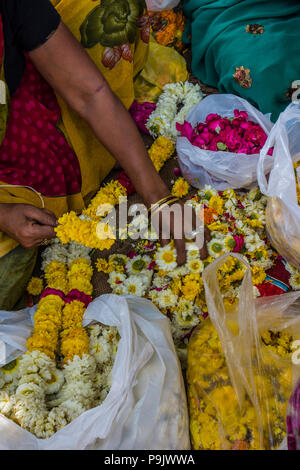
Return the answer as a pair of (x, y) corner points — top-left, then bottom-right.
(176, 94), (274, 190)
(146, 0), (180, 11)
(0, 295), (189, 450)
(257, 102), (300, 268)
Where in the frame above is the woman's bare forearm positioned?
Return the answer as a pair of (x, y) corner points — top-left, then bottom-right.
(79, 84), (169, 206)
(28, 22), (170, 207)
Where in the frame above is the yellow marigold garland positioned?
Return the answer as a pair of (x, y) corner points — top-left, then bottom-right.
(26, 261), (67, 359)
(60, 257), (93, 364)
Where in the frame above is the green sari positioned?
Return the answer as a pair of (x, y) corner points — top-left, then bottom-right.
(183, 0), (300, 120)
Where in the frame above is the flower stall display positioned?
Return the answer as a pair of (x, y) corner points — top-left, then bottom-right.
(146, 81), (203, 141)
(257, 103), (300, 269)
(187, 254), (300, 450)
(176, 93), (274, 190)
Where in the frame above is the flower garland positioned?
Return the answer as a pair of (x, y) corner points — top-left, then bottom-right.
(146, 82), (203, 141)
(148, 136), (175, 172)
(55, 180), (127, 250)
(0, 240), (120, 438)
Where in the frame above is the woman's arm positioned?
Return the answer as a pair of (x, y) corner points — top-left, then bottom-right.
(28, 21), (190, 263)
(28, 21), (169, 209)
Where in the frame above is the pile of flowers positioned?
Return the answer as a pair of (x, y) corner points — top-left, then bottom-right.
(96, 184), (277, 362)
(148, 9), (186, 51)
(146, 82), (203, 141)
(176, 109), (273, 155)
(187, 319), (294, 450)
(0, 240), (119, 439)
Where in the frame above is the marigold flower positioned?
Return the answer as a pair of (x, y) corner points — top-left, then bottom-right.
(27, 277), (43, 296)
(171, 177), (189, 198)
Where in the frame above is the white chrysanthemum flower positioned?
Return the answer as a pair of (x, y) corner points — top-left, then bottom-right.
(167, 266), (189, 279)
(198, 185), (218, 202)
(173, 310), (199, 329)
(152, 274), (170, 289)
(224, 198), (238, 215)
(67, 242), (91, 266)
(207, 238), (226, 258)
(108, 271), (126, 289)
(16, 382), (43, 398)
(1, 358), (21, 383)
(148, 289), (160, 304)
(125, 255), (151, 274)
(186, 242), (201, 260)
(41, 369), (64, 395)
(41, 238), (69, 270)
(122, 275), (148, 297)
(187, 258), (204, 274)
(244, 232), (265, 252)
(155, 244), (177, 272)
(224, 235), (237, 252)
(0, 391), (15, 416)
(46, 408), (68, 432)
(128, 214), (149, 237)
(157, 289), (178, 309)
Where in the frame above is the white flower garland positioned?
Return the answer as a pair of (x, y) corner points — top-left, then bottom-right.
(146, 81), (203, 141)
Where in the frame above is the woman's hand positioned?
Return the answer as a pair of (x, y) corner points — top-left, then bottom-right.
(0, 203), (57, 249)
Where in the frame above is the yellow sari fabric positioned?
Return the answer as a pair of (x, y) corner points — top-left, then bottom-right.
(0, 0), (148, 258)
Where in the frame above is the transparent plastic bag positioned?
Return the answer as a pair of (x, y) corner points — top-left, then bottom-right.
(176, 94), (274, 190)
(146, 0), (180, 11)
(187, 253), (300, 450)
(0, 295), (189, 450)
(257, 103), (300, 268)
